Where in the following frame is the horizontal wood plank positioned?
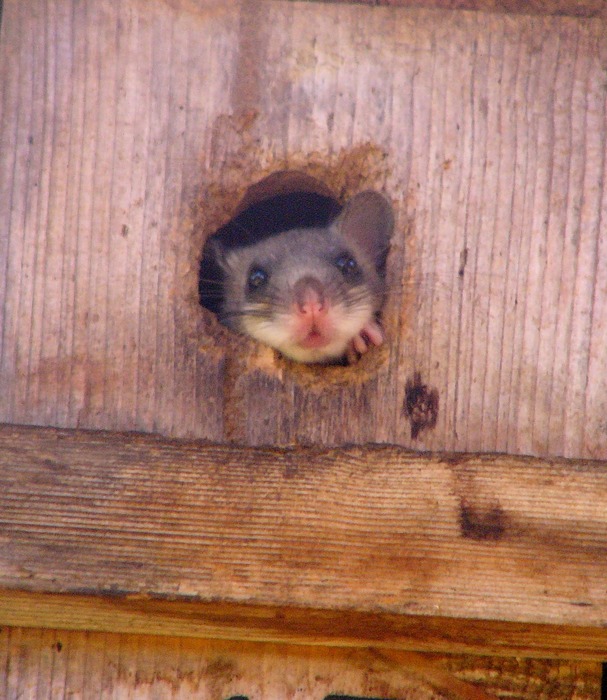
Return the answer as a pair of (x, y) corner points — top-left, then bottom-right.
(1, 1), (606, 458)
(2, 626), (601, 699)
(2, 590), (607, 662)
(308, 0), (607, 18)
(1, 424), (607, 658)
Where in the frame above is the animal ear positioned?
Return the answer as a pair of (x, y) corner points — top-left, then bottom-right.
(334, 191), (394, 268)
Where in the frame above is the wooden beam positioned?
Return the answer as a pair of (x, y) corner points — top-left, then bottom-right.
(1, 424), (607, 658)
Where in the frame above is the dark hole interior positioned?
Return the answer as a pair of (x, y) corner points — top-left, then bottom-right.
(199, 190), (341, 315)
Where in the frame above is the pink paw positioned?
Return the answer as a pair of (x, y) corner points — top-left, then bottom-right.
(346, 320), (384, 364)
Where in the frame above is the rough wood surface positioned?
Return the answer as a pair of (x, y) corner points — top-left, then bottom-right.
(1, 0), (606, 458)
(1, 424), (607, 654)
(3, 589), (607, 662)
(310, 0), (607, 19)
(0, 626), (602, 699)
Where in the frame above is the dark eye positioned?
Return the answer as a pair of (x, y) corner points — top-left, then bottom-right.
(247, 266), (269, 292)
(334, 253), (360, 278)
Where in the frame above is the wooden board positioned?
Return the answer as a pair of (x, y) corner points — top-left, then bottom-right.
(1, 0), (606, 458)
(3, 589), (607, 662)
(0, 626), (602, 699)
(310, 0), (607, 18)
(1, 424), (607, 660)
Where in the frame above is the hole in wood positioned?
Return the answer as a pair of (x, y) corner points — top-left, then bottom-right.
(199, 170), (392, 368)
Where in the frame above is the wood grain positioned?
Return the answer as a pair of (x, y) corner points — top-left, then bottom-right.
(1, 2), (605, 694)
(0, 0), (605, 458)
(309, 0), (607, 17)
(0, 626), (601, 699)
(1, 424), (607, 654)
(3, 589), (607, 662)
(311, 0), (607, 18)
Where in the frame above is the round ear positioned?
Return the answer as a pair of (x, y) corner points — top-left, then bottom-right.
(333, 191), (394, 268)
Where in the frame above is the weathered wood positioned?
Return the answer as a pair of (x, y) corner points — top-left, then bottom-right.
(0, 626), (602, 699)
(1, 0), (606, 458)
(1, 1), (606, 692)
(2, 590), (607, 662)
(1, 424), (607, 658)
(310, 0), (607, 18)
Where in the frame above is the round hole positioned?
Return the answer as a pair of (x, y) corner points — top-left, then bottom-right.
(198, 170), (392, 372)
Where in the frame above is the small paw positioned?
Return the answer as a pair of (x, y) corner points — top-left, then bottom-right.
(346, 320), (384, 364)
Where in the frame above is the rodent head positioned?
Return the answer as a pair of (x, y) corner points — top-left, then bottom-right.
(212, 191), (393, 363)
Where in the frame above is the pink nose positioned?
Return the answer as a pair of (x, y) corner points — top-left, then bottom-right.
(293, 277), (326, 316)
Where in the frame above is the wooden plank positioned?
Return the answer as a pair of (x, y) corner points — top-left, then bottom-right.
(1, 1), (606, 458)
(1, 424), (607, 658)
(0, 0), (228, 439)
(0, 626), (602, 699)
(2, 590), (607, 662)
(309, 0), (607, 19)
